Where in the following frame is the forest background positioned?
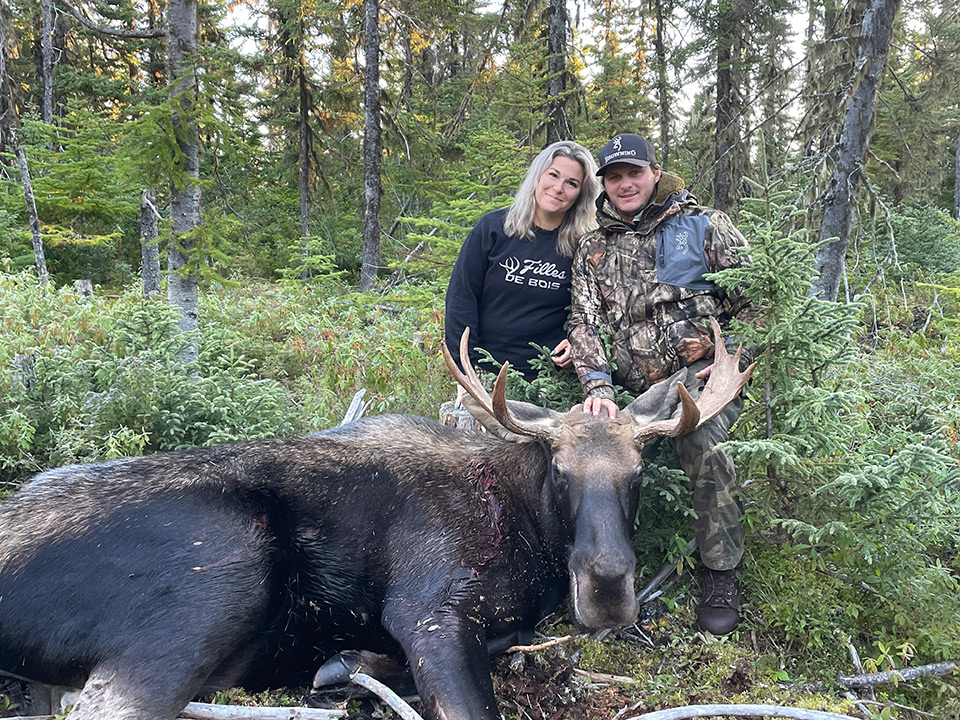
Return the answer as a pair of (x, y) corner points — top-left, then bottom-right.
(1, 0), (960, 716)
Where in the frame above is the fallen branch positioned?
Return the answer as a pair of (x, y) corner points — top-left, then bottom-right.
(624, 704), (860, 720)
(573, 669), (644, 686)
(851, 697), (938, 718)
(349, 671), (424, 720)
(636, 539), (696, 604)
(505, 634), (574, 653)
(837, 660), (957, 688)
(179, 702), (346, 719)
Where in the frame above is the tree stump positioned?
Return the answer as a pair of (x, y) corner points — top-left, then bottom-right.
(439, 401), (483, 432)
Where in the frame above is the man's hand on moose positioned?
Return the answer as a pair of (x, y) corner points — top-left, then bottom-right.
(581, 396), (619, 418)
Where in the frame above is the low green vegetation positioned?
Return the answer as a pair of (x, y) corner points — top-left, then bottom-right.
(1, 190), (959, 718)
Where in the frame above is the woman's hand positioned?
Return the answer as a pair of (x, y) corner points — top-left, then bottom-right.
(550, 339), (572, 367)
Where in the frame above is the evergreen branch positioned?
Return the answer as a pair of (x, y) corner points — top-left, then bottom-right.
(55, 0), (166, 38)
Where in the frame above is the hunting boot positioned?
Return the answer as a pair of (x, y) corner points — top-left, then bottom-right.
(696, 567), (743, 635)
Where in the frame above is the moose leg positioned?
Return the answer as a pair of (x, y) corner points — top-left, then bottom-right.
(382, 571), (500, 720)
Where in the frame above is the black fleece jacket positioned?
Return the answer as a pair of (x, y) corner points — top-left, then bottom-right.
(445, 208), (572, 378)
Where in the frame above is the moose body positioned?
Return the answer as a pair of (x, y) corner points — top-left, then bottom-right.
(0, 415), (635, 720)
(0, 323), (752, 720)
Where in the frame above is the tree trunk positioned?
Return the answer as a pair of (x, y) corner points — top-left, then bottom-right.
(0, 18), (49, 286)
(299, 12), (311, 280)
(713, 0), (743, 213)
(15, 139), (49, 286)
(954, 102), (959, 220)
(359, 0), (381, 291)
(544, 0), (571, 144)
(811, 0), (900, 301)
(166, 0), (201, 361)
(141, 188), (161, 296)
(40, 0), (54, 123)
(653, 0), (670, 170)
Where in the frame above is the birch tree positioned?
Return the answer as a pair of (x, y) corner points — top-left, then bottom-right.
(360, 0), (381, 290)
(166, 0), (202, 359)
(955, 104), (960, 220)
(1, 4), (48, 286)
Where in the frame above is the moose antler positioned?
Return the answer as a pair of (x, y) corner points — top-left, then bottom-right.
(441, 329), (559, 441)
(632, 317), (755, 442)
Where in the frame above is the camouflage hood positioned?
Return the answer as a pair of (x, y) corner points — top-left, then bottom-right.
(595, 171), (696, 235)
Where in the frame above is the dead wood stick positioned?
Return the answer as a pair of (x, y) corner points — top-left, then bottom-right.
(573, 669), (643, 686)
(505, 634), (574, 653)
(837, 660), (957, 688)
(850, 697), (938, 718)
(636, 539), (697, 604)
(623, 704), (860, 720)
(179, 702), (346, 719)
(349, 671), (424, 720)
(845, 640), (875, 707)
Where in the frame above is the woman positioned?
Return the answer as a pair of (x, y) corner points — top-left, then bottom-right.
(444, 141), (601, 379)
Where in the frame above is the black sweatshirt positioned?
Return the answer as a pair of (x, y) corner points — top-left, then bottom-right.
(445, 208), (573, 378)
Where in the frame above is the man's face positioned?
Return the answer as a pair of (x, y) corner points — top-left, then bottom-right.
(602, 162), (662, 219)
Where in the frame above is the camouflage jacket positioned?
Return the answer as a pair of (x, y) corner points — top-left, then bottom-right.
(569, 172), (757, 399)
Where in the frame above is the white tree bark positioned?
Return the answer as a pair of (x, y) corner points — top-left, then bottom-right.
(166, 0), (201, 362)
(359, 0), (381, 291)
(954, 102), (959, 220)
(0, 16), (49, 286)
(15, 140), (49, 286)
(141, 188), (162, 296)
(41, 0), (54, 122)
(654, 0), (671, 170)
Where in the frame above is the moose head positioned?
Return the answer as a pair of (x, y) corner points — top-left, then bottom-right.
(443, 318), (755, 630)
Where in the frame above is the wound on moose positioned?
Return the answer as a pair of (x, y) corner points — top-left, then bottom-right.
(0, 320), (752, 720)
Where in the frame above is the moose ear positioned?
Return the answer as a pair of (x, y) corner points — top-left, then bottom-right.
(461, 395), (561, 444)
(622, 367), (691, 425)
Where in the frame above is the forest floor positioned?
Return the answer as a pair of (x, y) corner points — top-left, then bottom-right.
(0, 575), (944, 719)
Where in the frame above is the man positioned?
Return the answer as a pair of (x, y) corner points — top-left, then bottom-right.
(568, 133), (757, 635)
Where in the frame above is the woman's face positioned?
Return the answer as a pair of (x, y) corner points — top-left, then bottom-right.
(534, 156), (585, 228)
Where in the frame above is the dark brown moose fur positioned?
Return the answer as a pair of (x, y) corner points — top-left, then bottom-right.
(0, 324), (752, 720)
(0, 415), (613, 720)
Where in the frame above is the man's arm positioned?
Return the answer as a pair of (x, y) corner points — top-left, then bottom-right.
(568, 242), (619, 416)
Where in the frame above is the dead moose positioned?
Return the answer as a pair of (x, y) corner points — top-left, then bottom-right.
(0, 321), (753, 720)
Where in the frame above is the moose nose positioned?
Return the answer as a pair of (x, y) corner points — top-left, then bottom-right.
(569, 548), (638, 629)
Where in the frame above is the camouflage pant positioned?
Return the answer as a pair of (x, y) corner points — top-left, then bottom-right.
(662, 359), (744, 571)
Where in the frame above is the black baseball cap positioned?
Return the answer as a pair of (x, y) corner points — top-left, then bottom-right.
(596, 134), (657, 176)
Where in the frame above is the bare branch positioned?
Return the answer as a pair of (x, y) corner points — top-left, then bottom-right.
(573, 669), (644, 686)
(506, 634), (574, 653)
(55, 0), (165, 38)
(838, 660), (958, 688)
(625, 704), (860, 720)
(179, 702), (346, 719)
(349, 672), (425, 720)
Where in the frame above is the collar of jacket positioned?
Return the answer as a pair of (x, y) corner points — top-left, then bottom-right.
(595, 171), (693, 235)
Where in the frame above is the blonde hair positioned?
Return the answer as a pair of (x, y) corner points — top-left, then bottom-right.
(504, 141), (601, 258)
